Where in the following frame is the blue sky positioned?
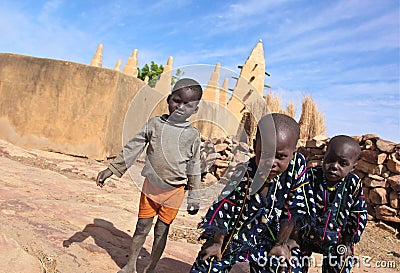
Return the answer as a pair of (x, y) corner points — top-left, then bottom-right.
(1, 0), (399, 142)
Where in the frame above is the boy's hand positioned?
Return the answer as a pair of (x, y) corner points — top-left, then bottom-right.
(199, 242), (223, 261)
(286, 238), (300, 250)
(187, 203), (200, 215)
(269, 243), (291, 261)
(96, 168), (113, 188)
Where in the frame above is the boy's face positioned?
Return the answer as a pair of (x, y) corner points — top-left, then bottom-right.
(322, 142), (358, 182)
(255, 131), (296, 179)
(167, 88), (199, 122)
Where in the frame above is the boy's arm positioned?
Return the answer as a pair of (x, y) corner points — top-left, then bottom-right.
(108, 121), (150, 178)
(199, 165), (248, 238)
(272, 154), (315, 257)
(342, 177), (368, 248)
(186, 133), (201, 214)
(96, 121), (150, 188)
(199, 230), (225, 261)
(269, 218), (295, 260)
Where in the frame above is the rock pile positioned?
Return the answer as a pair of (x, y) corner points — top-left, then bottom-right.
(201, 134), (400, 224)
(200, 136), (252, 186)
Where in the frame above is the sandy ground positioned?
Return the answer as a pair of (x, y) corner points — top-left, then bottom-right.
(0, 139), (399, 273)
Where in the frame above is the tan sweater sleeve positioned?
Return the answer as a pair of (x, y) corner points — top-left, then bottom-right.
(187, 132), (201, 203)
(108, 122), (149, 178)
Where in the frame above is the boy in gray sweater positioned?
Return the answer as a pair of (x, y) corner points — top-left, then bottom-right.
(96, 78), (203, 273)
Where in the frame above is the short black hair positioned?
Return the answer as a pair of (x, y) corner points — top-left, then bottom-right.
(328, 135), (361, 158)
(256, 113), (300, 149)
(172, 78), (203, 101)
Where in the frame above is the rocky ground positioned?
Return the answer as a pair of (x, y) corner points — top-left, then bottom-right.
(0, 139), (399, 273)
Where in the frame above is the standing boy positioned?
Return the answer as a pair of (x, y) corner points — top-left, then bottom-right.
(96, 78), (203, 273)
(190, 113), (315, 273)
(290, 135), (368, 273)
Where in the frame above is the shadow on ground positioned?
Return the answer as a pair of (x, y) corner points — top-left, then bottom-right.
(63, 218), (193, 272)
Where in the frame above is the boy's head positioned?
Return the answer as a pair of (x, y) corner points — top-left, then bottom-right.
(167, 78), (203, 122)
(323, 135), (360, 182)
(255, 113), (300, 179)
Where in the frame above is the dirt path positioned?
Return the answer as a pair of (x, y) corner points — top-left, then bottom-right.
(0, 140), (398, 273)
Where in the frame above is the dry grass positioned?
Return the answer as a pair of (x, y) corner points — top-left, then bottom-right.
(265, 91), (284, 114)
(241, 93), (326, 142)
(285, 100), (296, 118)
(299, 95), (326, 140)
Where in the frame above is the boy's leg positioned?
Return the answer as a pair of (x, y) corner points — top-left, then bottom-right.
(118, 217), (153, 273)
(143, 219), (170, 273)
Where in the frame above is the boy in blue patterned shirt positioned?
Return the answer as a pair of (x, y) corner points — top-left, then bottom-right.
(190, 113), (315, 273)
(290, 135), (368, 273)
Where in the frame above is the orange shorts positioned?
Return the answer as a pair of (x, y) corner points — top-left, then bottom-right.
(138, 178), (185, 224)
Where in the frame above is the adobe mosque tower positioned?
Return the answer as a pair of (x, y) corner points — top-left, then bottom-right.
(227, 39), (267, 120)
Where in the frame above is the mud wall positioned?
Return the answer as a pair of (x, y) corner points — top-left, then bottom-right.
(0, 53), (145, 159)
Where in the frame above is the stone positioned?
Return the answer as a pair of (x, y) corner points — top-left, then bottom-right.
(360, 150), (379, 164)
(307, 160), (322, 168)
(367, 174), (385, 181)
(211, 137), (219, 145)
(377, 153), (388, 165)
(223, 137), (233, 146)
(214, 137), (225, 144)
(306, 139), (318, 148)
(202, 172), (218, 186)
(297, 147), (309, 157)
(354, 171), (365, 180)
(356, 159), (380, 175)
(201, 152), (219, 173)
(387, 175), (400, 191)
(376, 139), (396, 153)
(363, 178), (387, 188)
(214, 159), (230, 168)
(382, 171), (391, 178)
(215, 167), (227, 180)
(367, 213), (375, 221)
(387, 153), (400, 174)
(364, 139), (375, 150)
(214, 143), (229, 153)
(367, 205), (376, 219)
(369, 187), (388, 204)
(389, 190), (399, 208)
(362, 134), (379, 142)
(376, 221), (398, 234)
(235, 141), (249, 152)
(309, 148), (324, 155)
(233, 151), (250, 163)
(375, 205), (400, 223)
(363, 187), (370, 203)
(352, 135), (363, 144)
(377, 164), (387, 175)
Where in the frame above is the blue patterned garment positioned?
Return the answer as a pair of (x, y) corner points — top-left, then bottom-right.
(291, 167), (368, 273)
(190, 153), (315, 273)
